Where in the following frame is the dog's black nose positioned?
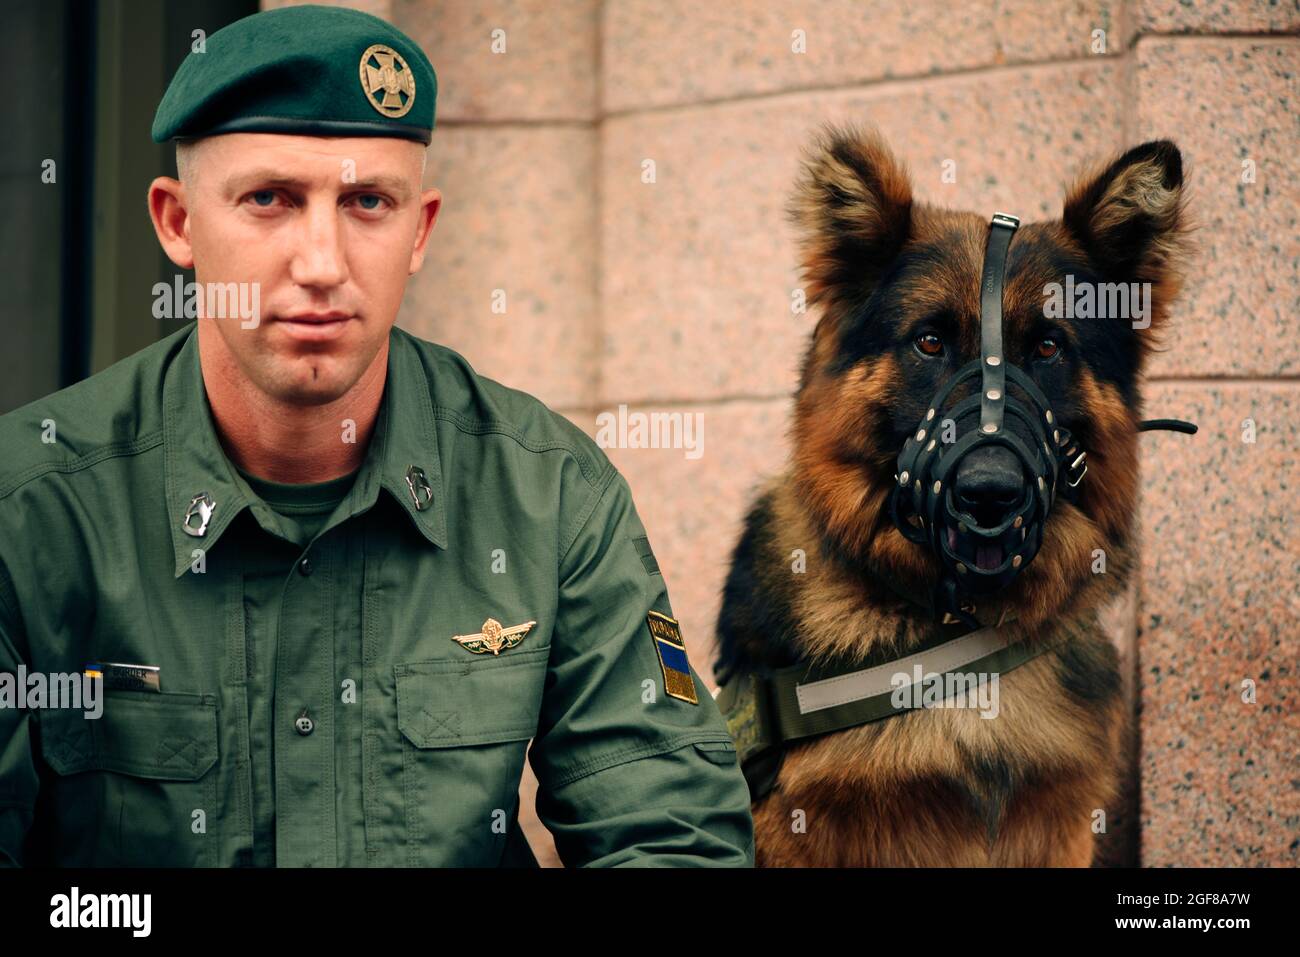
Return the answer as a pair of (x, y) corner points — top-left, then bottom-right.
(954, 446), (1025, 528)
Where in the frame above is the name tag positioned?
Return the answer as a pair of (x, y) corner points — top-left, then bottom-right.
(84, 662), (161, 693)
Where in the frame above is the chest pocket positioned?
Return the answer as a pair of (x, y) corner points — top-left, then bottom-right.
(394, 645), (549, 865)
(39, 690), (220, 866)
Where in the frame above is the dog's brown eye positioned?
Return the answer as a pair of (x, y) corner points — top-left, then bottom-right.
(1036, 338), (1060, 359)
(915, 333), (943, 357)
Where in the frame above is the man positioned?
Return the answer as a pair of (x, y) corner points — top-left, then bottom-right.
(0, 4), (753, 866)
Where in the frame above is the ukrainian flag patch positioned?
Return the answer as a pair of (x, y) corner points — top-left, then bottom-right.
(647, 610), (698, 705)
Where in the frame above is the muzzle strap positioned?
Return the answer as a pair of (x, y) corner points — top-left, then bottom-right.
(978, 213), (1019, 437)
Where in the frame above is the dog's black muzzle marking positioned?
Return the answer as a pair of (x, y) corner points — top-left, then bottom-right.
(890, 212), (1196, 628)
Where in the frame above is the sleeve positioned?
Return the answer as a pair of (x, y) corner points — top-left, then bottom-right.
(528, 465), (755, 867)
(0, 556), (37, 867)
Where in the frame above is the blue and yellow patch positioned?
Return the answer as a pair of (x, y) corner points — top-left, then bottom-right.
(647, 610), (697, 705)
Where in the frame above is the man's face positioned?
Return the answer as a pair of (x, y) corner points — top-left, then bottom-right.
(155, 133), (440, 405)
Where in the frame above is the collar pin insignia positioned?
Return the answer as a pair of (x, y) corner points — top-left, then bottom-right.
(182, 491), (216, 538)
(405, 465), (433, 511)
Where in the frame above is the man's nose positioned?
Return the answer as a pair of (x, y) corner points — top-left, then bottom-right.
(954, 445), (1025, 528)
(289, 202), (349, 288)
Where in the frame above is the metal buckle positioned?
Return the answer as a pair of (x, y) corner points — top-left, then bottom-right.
(405, 465), (434, 511)
(1066, 451), (1088, 488)
(991, 212), (1021, 229)
(182, 491), (216, 538)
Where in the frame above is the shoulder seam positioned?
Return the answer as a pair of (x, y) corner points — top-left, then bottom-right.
(432, 406), (605, 488)
(0, 432), (166, 501)
(557, 460), (619, 566)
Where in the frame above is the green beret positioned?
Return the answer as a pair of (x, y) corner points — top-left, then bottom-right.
(152, 4), (436, 145)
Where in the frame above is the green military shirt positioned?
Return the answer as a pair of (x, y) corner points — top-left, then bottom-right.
(0, 322), (754, 867)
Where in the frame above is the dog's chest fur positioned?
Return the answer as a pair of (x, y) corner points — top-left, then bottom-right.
(752, 645), (1123, 865)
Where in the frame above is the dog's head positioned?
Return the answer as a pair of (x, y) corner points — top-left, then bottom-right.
(788, 123), (1192, 628)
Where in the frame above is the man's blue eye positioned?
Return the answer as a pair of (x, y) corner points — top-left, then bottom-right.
(251, 190), (276, 206)
(356, 194), (381, 210)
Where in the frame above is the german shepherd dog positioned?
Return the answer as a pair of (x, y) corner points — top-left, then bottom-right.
(714, 124), (1191, 866)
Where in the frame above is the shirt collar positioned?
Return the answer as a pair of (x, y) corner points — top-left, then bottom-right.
(164, 324), (448, 577)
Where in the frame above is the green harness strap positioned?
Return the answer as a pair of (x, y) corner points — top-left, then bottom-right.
(714, 617), (1067, 801)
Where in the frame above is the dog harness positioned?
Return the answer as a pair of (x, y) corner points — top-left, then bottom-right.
(715, 603), (1069, 801)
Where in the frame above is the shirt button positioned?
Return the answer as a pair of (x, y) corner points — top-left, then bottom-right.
(298, 556), (312, 576)
(295, 710), (314, 736)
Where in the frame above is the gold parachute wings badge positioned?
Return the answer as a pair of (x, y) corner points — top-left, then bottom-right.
(451, 618), (537, 656)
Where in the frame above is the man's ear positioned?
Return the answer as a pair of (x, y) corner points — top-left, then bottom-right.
(408, 186), (442, 274)
(148, 177), (195, 270)
(1062, 141), (1193, 341)
(786, 123), (913, 365)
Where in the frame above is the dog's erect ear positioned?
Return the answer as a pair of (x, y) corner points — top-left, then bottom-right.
(1061, 140), (1192, 337)
(787, 123), (913, 318)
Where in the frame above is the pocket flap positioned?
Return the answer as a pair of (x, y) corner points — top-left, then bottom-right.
(40, 691), (219, 781)
(395, 646), (548, 748)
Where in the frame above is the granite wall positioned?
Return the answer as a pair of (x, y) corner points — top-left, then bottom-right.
(266, 0), (1299, 867)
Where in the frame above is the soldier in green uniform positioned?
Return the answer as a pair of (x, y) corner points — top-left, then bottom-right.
(0, 4), (753, 866)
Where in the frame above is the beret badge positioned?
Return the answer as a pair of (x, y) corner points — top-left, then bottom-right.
(359, 43), (416, 119)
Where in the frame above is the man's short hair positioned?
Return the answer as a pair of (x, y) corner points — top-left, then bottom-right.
(174, 139), (199, 184)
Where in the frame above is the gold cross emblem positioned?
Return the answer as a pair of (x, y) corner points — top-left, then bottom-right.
(358, 43), (416, 118)
(451, 618), (537, 656)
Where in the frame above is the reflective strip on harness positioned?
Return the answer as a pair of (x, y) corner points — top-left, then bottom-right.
(795, 624), (1016, 714)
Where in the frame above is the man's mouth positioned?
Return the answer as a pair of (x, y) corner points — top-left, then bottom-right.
(275, 312), (355, 340)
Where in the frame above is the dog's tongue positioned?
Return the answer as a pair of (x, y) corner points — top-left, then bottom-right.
(976, 542), (1003, 571)
(947, 527), (1003, 570)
